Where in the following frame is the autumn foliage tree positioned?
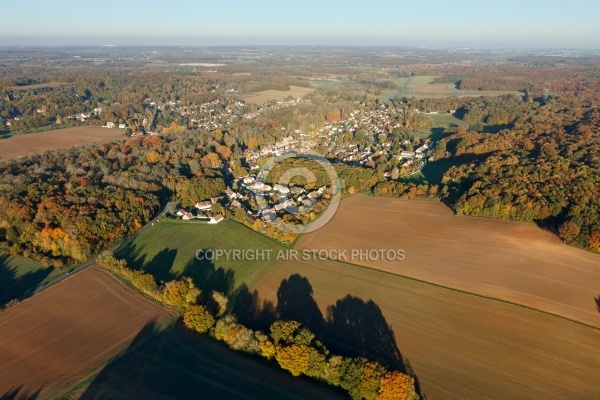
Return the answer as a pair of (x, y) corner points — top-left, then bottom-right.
(589, 230), (600, 252)
(377, 370), (419, 400)
(558, 221), (581, 243)
(183, 305), (215, 334)
(275, 344), (311, 376)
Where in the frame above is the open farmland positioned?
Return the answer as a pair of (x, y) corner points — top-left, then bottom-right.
(251, 258), (600, 400)
(379, 75), (522, 100)
(0, 126), (124, 161)
(241, 85), (314, 104)
(74, 320), (345, 400)
(0, 267), (172, 399)
(296, 195), (600, 327)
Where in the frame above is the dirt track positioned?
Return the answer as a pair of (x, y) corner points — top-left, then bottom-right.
(0, 267), (171, 398)
(296, 194), (600, 326)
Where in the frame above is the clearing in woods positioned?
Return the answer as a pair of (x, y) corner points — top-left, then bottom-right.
(241, 85), (314, 104)
(296, 194), (600, 327)
(379, 75), (523, 100)
(0, 126), (124, 161)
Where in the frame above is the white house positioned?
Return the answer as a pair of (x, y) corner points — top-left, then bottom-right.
(195, 201), (212, 211)
(103, 121), (115, 129)
(208, 214), (224, 224)
(273, 183), (290, 194)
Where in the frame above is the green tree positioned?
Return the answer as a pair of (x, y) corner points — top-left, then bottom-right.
(270, 320), (301, 345)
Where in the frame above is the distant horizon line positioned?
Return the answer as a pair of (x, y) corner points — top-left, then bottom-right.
(0, 44), (598, 51)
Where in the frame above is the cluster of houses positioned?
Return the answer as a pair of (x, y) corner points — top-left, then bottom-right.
(396, 142), (434, 168)
(175, 195), (225, 224)
(173, 171), (329, 225)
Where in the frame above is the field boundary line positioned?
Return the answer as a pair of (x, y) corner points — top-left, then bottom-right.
(316, 255), (600, 331)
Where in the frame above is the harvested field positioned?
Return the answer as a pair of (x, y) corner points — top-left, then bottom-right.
(242, 86), (314, 104)
(252, 258), (600, 400)
(296, 195), (600, 326)
(0, 267), (171, 399)
(0, 126), (124, 161)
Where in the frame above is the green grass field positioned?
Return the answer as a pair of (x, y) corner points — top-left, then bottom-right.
(380, 75), (522, 101)
(400, 159), (467, 185)
(310, 80), (337, 88)
(414, 113), (469, 140)
(0, 252), (59, 306)
(114, 219), (289, 291)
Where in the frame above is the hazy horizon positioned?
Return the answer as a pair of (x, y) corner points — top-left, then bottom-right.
(1, 0), (599, 49)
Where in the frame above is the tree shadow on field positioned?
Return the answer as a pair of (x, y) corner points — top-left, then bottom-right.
(276, 274), (324, 334)
(325, 295), (404, 370)
(115, 242), (178, 283)
(0, 254), (53, 307)
(595, 296), (600, 313)
(0, 387), (41, 400)
(81, 319), (346, 400)
(180, 249), (235, 298)
(250, 273), (421, 394)
(230, 284), (277, 330)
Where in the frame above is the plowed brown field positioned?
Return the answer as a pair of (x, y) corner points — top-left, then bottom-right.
(0, 267), (171, 399)
(296, 194), (600, 326)
(0, 126), (124, 161)
(252, 258), (600, 400)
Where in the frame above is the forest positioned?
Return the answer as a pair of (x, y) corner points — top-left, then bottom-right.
(2, 48), (600, 265)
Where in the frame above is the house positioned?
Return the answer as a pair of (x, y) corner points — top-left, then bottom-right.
(273, 183), (290, 194)
(226, 188), (237, 199)
(231, 200), (242, 208)
(211, 196), (223, 204)
(182, 212), (194, 220)
(243, 176), (254, 184)
(195, 201), (212, 211)
(176, 209), (186, 216)
(103, 121), (115, 128)
(262, 214), (276, 222)
(398, 151), (415, 159)
(290, 186), (305, 195)
(208, 214), (224, 224)
(118, 123), (126, 129)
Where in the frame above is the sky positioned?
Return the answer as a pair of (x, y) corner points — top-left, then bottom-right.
(0, 0), (598, 48)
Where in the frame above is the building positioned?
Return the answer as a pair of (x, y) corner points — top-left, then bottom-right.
(195, 201), (212, 211)
(208, 214), (224, 224)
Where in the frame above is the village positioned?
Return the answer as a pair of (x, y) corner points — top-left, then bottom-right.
(171, 102), (437, 226)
